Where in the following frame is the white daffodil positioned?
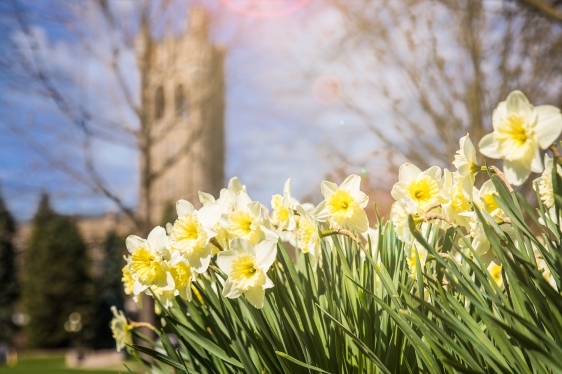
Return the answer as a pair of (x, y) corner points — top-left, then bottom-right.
(479, 90), (562, 186)
(315, 174), (369, 233)
(476, 180), (503, 217)
(406, 241), (427, 279)
(279, 203), (315, 247)
(149, 286), (176, 311)
(110, 306), (133, 353)
(487, 263), (503, 288)
(217, 236), (277, 309)
(461, 212), (513, 267)
(534, 154), (562, 210)
(171, 200), (221, 273)
(536, 256), (557, 289)
(361, 226), (379, 258)
(441, 170), (472, 228)
(453, 133), (479, 177)
(122, 255), (134, 296)
(270, 178), (297, 231)
(199, 177), (246, 215)
(126, 226), (175, 296)
(391, 196), (419, 243)
(169, 257), (196, 301)
(296, 205), (322, 270)
(227, 191), (267, 246)
(391, 164), (443, 211)
(453, 134), (479, 200)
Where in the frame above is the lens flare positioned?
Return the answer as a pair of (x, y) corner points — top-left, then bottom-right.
(220, 0), (312, 18)
(312, 75), (342, 105)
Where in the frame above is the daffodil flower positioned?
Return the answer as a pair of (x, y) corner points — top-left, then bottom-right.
(534, 154), (562, 210)
(217, 237), (277, 309)
(391, 164), (443, 211)
(122, 255), (134, 296)
(460, 212), (514, 267)
(270, 178), (297, 231)
(453, 134), (479, 199)
(454, 133), (479, 177)
(441, 170), (472, 228)
(126, 226), (175, 295)
(315, 174), (369, 233)
(361, 226), (379, 259)
(406, 241), (427, 279)
(296, 205), (322, 270)
(227, 191), (267, 245)
(391, 196), (419, 243)
(200, 177), (247, 216)
(474, 180), (503, 217)
(169, 257), (196, 301)
(110, 306), (133, 352)
(487, 263), (503, 288)
(171, 200), (221, 273)
(479, 90), (562, 185)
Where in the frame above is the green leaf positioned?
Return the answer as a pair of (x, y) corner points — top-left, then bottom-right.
(276, 351), (332, 373)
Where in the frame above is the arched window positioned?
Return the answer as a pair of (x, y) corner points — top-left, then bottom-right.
(175, 84), (188, 118)
(155, 86), (164, 120)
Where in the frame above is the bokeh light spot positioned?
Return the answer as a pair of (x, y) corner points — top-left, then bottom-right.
(312, 75), (342, 105)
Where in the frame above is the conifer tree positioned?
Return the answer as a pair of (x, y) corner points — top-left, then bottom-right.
(21, 194), (94, 348)
(160, 200), (176, 227)
(90, 231), (125, 349)
(0, 190), (18, 344)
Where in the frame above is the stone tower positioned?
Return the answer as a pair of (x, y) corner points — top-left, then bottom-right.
(142, 7), (225, 222)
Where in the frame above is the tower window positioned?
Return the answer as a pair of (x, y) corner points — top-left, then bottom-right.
(155, 86), (165, 120)
(175, 84), (189, 118)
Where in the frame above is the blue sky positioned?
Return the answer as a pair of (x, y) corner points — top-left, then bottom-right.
(0, 0), (392, 221)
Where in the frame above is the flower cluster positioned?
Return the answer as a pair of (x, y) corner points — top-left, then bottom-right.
(113, 89), (561, 354)
(390, 91), (562, 279)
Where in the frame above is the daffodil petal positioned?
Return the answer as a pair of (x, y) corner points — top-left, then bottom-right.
(244, 287), (265, 309)
(177, 200), (195, 217)
(255, 240), (277, 270)
(321, 181), (338, 198)
(228, 177), (244, 195)
(222, 279), (242, 298)
(535, 105), (562, 149)
(185, 243), (213, 273)
(346, 208), (369, 233)
(478, 133), (501, 159)
(503, 159), (531, 186)
(199, 203), (221, 227)
(530, 145), (543, 174)
(506, 90), (532, 118)
(492, 102), (507, 131)
(339, 174), (361, 193)
(398, 163), (422, 184)
(147, 226), (167, 254)
(198, 191), (216, 205)
(126, 235), (146, 254)
(235, 191), (253, 210)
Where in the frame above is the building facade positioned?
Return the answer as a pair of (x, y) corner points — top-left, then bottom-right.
(144, 6), (225, 222)
(16, 7), (225, 264)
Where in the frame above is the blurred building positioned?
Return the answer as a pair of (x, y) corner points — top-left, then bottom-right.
(15, 7), (225, 272)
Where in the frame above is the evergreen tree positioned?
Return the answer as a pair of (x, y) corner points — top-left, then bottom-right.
(21, 194), (94, 348)
(90, 231), (126, 349)
(161, 200), (176, 227)
(0, 190), (18, 344)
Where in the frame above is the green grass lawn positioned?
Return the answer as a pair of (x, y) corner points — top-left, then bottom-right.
(0, 355), (134, 374)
